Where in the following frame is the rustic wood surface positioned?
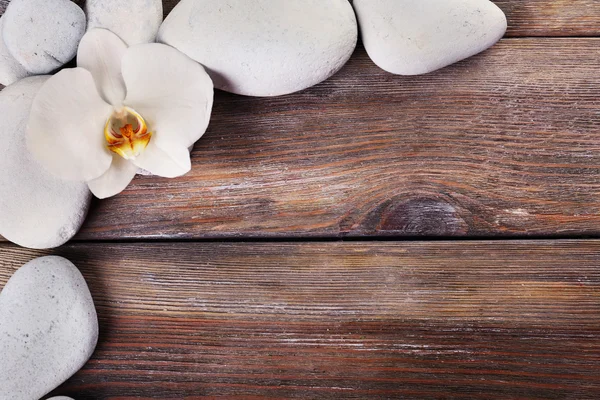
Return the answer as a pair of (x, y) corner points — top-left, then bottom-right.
(1, 0), (600, 399)
(0, 241), (598, 399)
(494, 0), (600, 36)
(73, 38), (600, 240)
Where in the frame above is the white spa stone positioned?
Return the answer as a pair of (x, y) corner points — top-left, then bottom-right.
(0, 76), (91, 249)
(47, 397), (75, 400)
(85, 0), (163, 45)
(0, 256), (98, 400)
(158, 0), (358, 97)
(353, 0), (508, 75)
(0, 17), (28, 86)
(2, 0), (86, 74)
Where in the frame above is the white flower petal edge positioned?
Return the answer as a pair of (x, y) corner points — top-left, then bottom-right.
(87, 156), (139, 199)
(132, 140), (192, 178)
(26, 68), (114, 182)
(77, 28), (128, 106)
(122, 43), (214, 170)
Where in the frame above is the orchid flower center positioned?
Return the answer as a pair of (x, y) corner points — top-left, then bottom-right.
(104, 107), (152, 160)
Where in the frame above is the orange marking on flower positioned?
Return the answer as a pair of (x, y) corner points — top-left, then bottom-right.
(104, 107), (152, 160)
(120, 124), (134, 139)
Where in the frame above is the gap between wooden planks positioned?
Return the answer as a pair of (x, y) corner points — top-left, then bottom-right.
(0, 240), (598, 399)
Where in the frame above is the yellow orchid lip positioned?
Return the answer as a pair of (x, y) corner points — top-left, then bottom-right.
(104, 107), (152, 160)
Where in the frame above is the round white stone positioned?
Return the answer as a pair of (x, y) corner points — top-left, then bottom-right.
(2, 0), (86, 74)
(0, 76), (91, 249)
(353, 0), (507, 75)
(0, 17), (28, 86)
(0, 256), (98, 400)
(86, 0), (163, 46)
(158, 0), (358, 97)
(47, 397), (75, 400)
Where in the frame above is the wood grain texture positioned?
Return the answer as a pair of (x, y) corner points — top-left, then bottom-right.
(0, 2), (598, 399)
(67, 39), (600, 240)
(0, 241), (598, 399)
(495, 0), (600, 37)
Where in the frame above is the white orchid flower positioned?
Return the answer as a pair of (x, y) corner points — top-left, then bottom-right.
(26, 28), (214, 199)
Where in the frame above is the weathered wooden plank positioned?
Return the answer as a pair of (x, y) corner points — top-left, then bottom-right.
(65, 39), (600, 240)
(1, 240), (598, 398)
(496, 0), (600, 37)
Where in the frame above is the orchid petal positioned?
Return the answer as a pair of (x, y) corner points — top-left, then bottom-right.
(27, 68), (113, 181)
(122, 43), (214, 158)
(77, 28), (128, 106)
(87, 155), (138, 199)
(132, 140), (191, 178)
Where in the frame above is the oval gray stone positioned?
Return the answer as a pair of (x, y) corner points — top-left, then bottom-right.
(86, 0), (163, 46)
(0, 76), (91, 249)
(158, 0), (358, 97)
(353, 0), (507, 75)
(0, 256), (98, 400)
(2, 0), (86, 74)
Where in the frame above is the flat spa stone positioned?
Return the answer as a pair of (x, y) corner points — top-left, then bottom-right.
(158, 0), (358, 97)
(353, 0), (507, 75)
(47, 397), (75, 400)
(0, 17), (28, 86)
(86, 0), (163, 45)
(0, 256), (98, 400)
(2, 0), (86, 74)
(0, 76), (91, 249)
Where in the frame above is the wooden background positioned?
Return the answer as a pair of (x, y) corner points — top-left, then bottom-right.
(1, 0), (600, 398)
